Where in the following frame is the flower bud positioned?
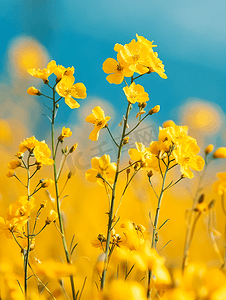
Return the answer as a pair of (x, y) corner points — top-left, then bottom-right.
(123, 137), (129, 145)
(27, 87), (41, 96)
(213, 147), (226, 158)
(41, 179), (54, 188)
(7, 160), (21, 169)
(46, 210), (58, 224)
(149, 105), (160, 115)
(69, 143), (78, 153)
(6, 169), (15, 177)
(205, 144), (214, 154)
(147, 170), (153, 178)
(40, 200), (47, 208)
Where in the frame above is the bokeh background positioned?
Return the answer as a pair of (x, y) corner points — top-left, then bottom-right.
(1, 0), (226, 298)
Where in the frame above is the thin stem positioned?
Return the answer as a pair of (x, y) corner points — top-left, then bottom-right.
(100, 102), (131, 290)
(125, 113), (149, 137)
(106, 126), (119, 147)
(51, 86), (76, 300)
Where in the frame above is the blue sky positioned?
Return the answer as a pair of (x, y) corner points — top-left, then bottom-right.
(0, 0), (226, 141)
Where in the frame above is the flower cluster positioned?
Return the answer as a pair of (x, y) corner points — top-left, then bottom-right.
(27, 60), (87, 109)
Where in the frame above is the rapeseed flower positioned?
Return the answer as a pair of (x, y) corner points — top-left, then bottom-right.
(102, 52), (133, 84)
(46, 210), (58, 224)
(213, 147), (226, 158)
(27, 86), (41, 96)
(85, 106), (111, 141)
(58, 127), (72, 141)
(85, 154), (116, 186)
(33, 141), (54, 165)
(123, 82), (149, 104)
(56, 75), (87, 109)
(213, 173), (226, 195)
(27, 60), (56, 83)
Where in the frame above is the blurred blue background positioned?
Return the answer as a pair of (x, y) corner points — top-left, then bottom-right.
(0, 0), (226, 149)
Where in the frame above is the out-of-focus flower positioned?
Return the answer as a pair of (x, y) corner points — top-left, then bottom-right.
(0, 119), (13, 145)
(7, 160), (21, 169)
(7, 196), (35, 221)
(27, 60), (56, 84)
(27, 86), (41, 96)
(33, 141), (54, 166)
(36, 260), (76, 279)
(162, 120), (176, 128)
(103, 279), (147, 300)
(213, 147), (226, 158)
(213, 173), (226, 195)
(102, 52), (133, 84)
(6, 169), (15, 178)
(58, 127), (72, 141)
(85, 154), (116, 186)
(85, 106), (111, 141)
(46, 210), (58, 224)
(123, 82), (149, 104)
(56, 75), (86, 109)
(205, 144), (214, 155)
(41, 179), (54, 188)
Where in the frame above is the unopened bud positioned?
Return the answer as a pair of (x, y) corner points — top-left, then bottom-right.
(123, 137), (129, 145)
(205, 144), (214, 155)
(147, 170), (153, 178)
(69, 143), (78, 153)
(213, 147), (226, 158)
(149, 105), (160, 115)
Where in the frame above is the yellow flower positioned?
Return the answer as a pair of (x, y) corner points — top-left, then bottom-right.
(7, 160), (21, 169)
(7, 196), (35, 221)
(128, 142), (158, 170)
(123, 82), (149, 104)
(162, 120), (176, 128)
(85, 106), (111, 141)
(117, 39), (151, 75)
(6, 169), (15, 178)
(46, 210), (58, 224)
(53, 64), (75, 82)
(136, 34), (167, 79)
(173, 139), (205, 178)
(33, 141), (54, 165)
(102, 52), (133, 84)
(85, 154), (116, 186)
(56, 75), (87, 109)
(69, 143), (78, 153)
(27, 60), (56, 83)
(58, 127), (72, 141)
(213, 147), (226, 158)
(0, 216), (28, 239)
(149, 105), (160, 115)
(27, 86), (41, 96)
(158, 124), (189, 146)
(104, 279), (147, 300)
(41, 179), (54, 188)
(18, 136), (39, 154)
(36, 260), (76, 279)
(213, 173), (226, 195)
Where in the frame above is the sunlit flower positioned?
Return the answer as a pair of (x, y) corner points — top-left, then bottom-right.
(53, 64), (75, 82)
(162, 120), (176, 128)
(136, 34), (167, 79)
(56, 75), (86, 109)
(102, 52), (133, 84)
(149, 105), (160, 115)
(85, 154), (116, 186)
(213, 173), (226, 195)
(27, 60), (56, 83)
(173, 139), (205, 178)
(85, 106), (111, 141)
(69, 143), (78, 153)
(27, 86), (41, 96)
(58, 127), (72, 141)
(117, 39), (151, 74)
(6, 169), (15, 178)
(128, 142), (158, 170)
(33, 141), (54, 165)
(18, 136), (39, 154)
(123, 82), (149, 104)
(46, 210), (58, 224)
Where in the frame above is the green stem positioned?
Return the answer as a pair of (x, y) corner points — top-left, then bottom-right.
(51, 87), (76, 300)
(100, 103), (131, 290)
